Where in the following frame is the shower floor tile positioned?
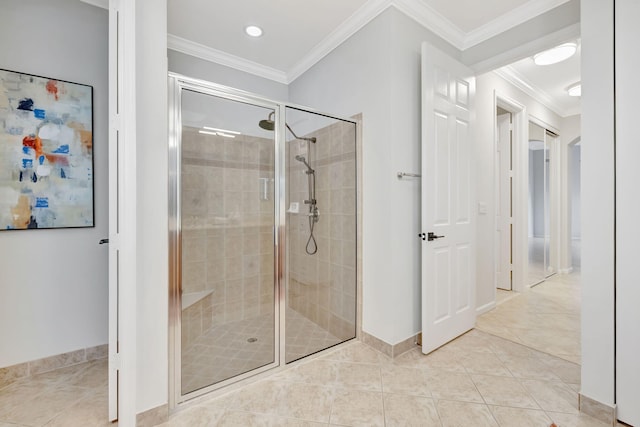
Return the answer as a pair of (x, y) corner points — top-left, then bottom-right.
(181, 307), (342, 394)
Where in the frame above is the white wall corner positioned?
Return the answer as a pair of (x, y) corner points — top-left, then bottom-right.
(287, 0), (391, 83)
(463, 0), (572, 49)
(79, 0), (108, 9)
(167, 34), (288, 84)
(392, 0), (465, 50)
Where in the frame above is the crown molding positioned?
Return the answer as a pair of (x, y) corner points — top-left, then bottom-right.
(287, 0), (470, 82)
(463, 0), (571, 49)
(494, 66), (570, 118)
(166, 0), (578, 91)
(470, 23), (580, 74)
(79, 0), (108, 9)
(167, 34), (288, 84)
(287, 0), (391, 83)
(392, 0), (465, 49)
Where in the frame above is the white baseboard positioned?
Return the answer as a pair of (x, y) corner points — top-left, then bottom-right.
(476, 301), (496, 315)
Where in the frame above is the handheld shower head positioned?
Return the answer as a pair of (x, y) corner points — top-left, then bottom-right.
(295, 155), (314, 173)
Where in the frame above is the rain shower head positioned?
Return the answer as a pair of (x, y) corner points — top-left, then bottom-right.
(258, 119), (275, 131)
(258, 112), (317, 143)
(259, 112), (276, 131)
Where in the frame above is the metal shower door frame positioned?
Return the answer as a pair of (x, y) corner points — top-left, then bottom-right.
(168, 72), (358, 409)
(168, 73), (286, 408)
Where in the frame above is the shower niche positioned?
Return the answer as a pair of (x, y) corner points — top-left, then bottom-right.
(169, 74), (358, 405)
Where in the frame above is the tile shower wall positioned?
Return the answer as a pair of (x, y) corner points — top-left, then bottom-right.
(181, 127), (275, 349)
(287, 120), (357, 340)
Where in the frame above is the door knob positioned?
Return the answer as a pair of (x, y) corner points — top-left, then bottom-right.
(427, 232), (444, 241)
(99, 238), (109, 245)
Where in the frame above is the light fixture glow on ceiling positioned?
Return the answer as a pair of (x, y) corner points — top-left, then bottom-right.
(245, 25), (263, 37)
(216, 132), (237, 138)
(567, 83), (582, 97)
(203, 126), (241, 135)
(198, 130), (236, 138)
(533, 43), (577, 66)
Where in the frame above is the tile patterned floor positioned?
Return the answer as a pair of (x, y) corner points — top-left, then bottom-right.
(2, 270), (620, 427)
(477, 272), (581, 364)
(0, 358), (108, 426)
(158, 332), (614, 426)
(0, 332), (616, 426)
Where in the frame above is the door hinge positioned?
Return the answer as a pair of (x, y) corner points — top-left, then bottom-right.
(110, 352), (121, 371)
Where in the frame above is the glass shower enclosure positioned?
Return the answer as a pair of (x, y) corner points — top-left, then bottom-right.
(168, 74), (358, 406)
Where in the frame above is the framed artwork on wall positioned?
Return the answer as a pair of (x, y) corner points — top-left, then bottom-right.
(0, 68), (94, 230)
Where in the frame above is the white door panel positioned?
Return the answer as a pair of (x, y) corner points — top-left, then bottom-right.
(496, 114), (512, 290)
(107, 1), (119, 421)
(615, 0), (640, 425)
(421, 43), (476, 354)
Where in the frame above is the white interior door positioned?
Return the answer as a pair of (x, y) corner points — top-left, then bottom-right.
(616, 0), (640, 424)
(107, 2), (119, 421)
(421, 42), (476, 354)
(496, 113), (512, 290)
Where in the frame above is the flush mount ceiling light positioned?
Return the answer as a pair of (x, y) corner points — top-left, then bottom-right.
(245, 25), (263, 38)
(533, 42), (577, 66)
(567, 82), (582, 97)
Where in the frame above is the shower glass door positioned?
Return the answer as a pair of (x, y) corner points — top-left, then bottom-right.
(169, 75), (359, 406)
(284, 107), (357, 363)
(175, 88), (278, 397)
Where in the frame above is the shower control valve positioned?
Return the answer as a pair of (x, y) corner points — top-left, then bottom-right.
(309, 207), (320, 223)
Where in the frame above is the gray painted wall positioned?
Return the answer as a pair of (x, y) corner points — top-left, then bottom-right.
(289, 8), (459, 344)
(0, 0), (108, 366)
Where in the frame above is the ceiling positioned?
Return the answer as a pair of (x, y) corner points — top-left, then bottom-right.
(495, 43), (581, 117)
(85, 0), (581, 117)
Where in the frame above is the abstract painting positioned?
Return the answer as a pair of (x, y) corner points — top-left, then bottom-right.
(0, 69), (93, 230)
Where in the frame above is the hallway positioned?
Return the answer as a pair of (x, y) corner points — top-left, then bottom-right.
(477, 273), (581, 364)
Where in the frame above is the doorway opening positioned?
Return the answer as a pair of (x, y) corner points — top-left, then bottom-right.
(481, 38), (582, 365)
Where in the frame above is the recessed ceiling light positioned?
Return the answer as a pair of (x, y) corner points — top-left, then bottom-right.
(245, 25), (263, 38)
(533, 43), (577, 66)
(567, 83), (581, 97)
